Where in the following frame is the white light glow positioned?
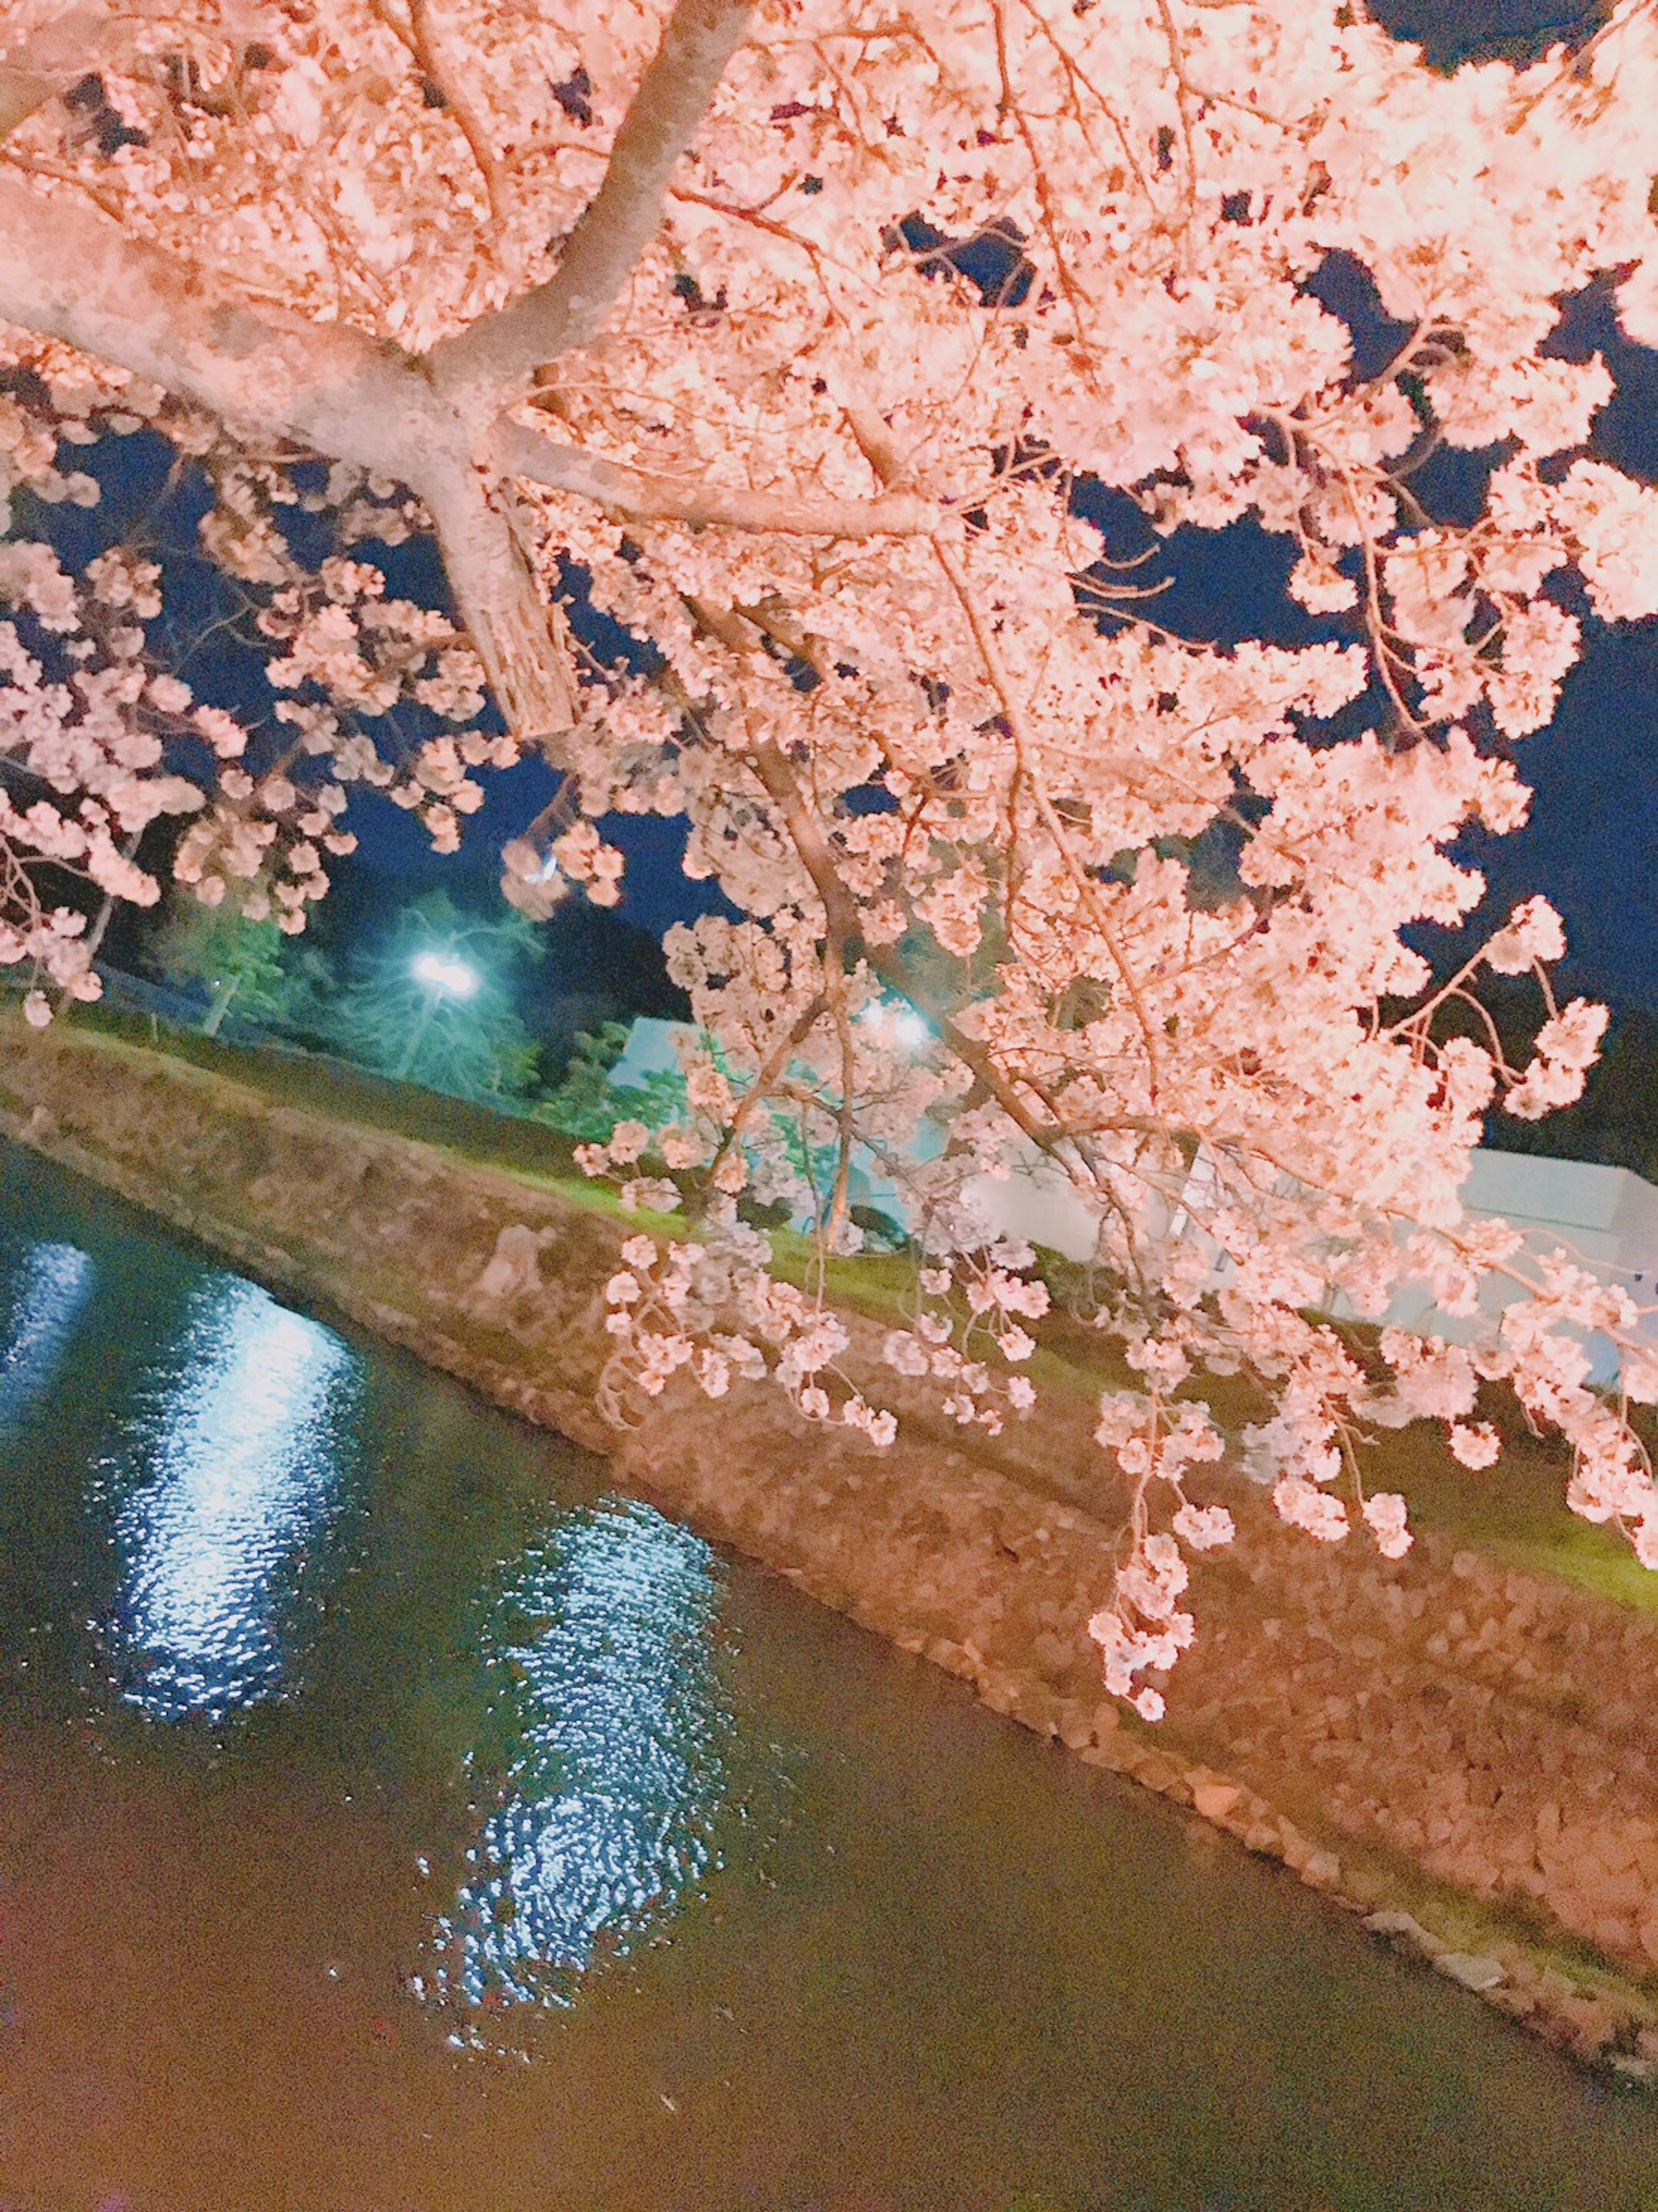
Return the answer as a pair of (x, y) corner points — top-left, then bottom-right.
(0, 1240), (93, 1431)
(420, 1500), (729, 2031)
(858, 998), (931, 1053)
(412, 950), (480, 998)
(111, 1277), (355, 1723)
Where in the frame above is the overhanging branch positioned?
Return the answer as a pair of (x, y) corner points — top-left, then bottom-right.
(498, 419), (938, 536)
(0, 171), (437, 473)
(365, 0), (506, 226)
(427, 0), (754, 419)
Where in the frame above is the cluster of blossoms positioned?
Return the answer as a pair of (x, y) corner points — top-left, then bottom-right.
(880, 1253), (1049, 1437)
(1090, 1387), (1234, 1712)
(1089, 1536), (1193, 1725)
(0, 0), (1654, 1714)
(599, 1223), (896, 1444)
(0, 384), (218, 982)
(548, 821), (626, 908)
(0, 362), (527, 960)
(573, 1114), (689, 1215)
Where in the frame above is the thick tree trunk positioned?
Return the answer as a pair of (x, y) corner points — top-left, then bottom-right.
(0, 0), (761, 760)
(421, 455), (576, 759)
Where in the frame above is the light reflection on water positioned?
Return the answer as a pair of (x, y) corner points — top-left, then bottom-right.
(0, 1239), (93, 1430)
(101, 1275), (358, 1724)
(419, 1499), (730, 2033)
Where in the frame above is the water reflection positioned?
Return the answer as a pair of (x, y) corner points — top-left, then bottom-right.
(106, 1277), (357, 1724)
(421, 1500), (730, 2030)
(0, 1240), (93, 1430)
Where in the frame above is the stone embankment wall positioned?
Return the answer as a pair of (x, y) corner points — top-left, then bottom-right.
(1171, 1522), (1658, 1972)
(3, 1022), (1658, 2071)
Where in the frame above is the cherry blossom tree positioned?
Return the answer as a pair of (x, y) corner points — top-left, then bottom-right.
(0, 0), (1656, 1711)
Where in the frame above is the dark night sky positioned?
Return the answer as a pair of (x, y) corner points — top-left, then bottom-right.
(1462, 625), (1658, 1011)
(1460, 276), (1658, 1011)
(348, 749), (729, 941)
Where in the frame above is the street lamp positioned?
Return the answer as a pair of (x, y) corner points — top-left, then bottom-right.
(858, 997), (931, 1053)
(411, 950), (479, 998)
(397, 948), (481, 1080)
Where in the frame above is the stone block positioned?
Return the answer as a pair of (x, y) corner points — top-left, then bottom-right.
(1363, 1910), (1443, 1956)
(1487, 1984), (1539, 2019)
(1192, 1780), (1244, 1823)
(1433, 1952), (1507, 1993)
(1580, 1863), (1648, 1919)
(468, 1222), (546, 1308)
(1556, 1995), (1624, 2062)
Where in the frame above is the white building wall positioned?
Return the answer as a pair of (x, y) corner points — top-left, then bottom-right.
(1389, 1150), (1658, 1382)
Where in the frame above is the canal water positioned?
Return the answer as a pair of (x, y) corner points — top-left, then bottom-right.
(0, 1144), (1655, 2210)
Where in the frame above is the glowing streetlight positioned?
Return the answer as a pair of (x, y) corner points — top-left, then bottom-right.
(411, 949), (479, 998)
(396, 948), (481, 1081)
(857, 998), (931, 1052)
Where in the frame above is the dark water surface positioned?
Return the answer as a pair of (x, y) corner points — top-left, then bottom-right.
(0, 1144), (1655, 2211)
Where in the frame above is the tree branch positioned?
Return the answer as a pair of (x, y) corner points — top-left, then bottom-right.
(743, 738), (1074, 1163)
(427, 0), (753, 419)
(364, 0), (506, 226)
(0, 9), (112, 145)
(498, 419), (937, 536)
(0, 174), (583, 755)
(0, 171), (439, 475)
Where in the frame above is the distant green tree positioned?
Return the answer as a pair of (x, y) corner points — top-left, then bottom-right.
(149, 893), (331, 1039)
(328, 891), (543, 1103)
(535, 1020), (690, 1142)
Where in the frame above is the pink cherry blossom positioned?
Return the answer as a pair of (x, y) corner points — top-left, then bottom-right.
(0, 0), (1649, 1715)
